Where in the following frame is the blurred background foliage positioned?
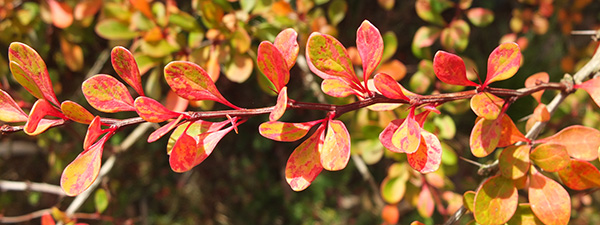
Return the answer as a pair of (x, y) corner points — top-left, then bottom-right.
(1, 0), (600, 224)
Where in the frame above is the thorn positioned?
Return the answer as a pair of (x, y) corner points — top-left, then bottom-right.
(225, 114), (238, 134)
(459, 156), (482, 167)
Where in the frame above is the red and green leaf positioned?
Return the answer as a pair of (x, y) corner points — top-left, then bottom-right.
(134, 96), (181, 123)
(536, 125), (600, 161)
(507, 203), (544, 225)
(111, 46), (144, 96)
(24, 119), (64, 136)
(61, 134), (110, 196)
(530, 144), (570, 172)
(167, 120), (230, 155)
(483, 42), (521, 87)
(432, 50), (478, 86)
(83, 116), (106, 150)
(440, 19), (470, 52)
(25, 99), (66, 134)
(575, 77), (600, 108)
(306, 32), (362, 91)
(0, 89), (28, 122)
(470, 92), (504, 120)
(525, 72), (549, 103)
(499, 145), (530, 179)
(356, 20), (384, 81)
(169, 126), (234, 173)
(273, 28), (299, 69)
(466, 8), (495, 27)
(8, 42), (60, 106)
(497, 114), (529, 147)
(380, 119), (403, 153)
(259, 121), (318, 142)
(60, 100), (94, 124)
(269, 86), (288, 121)
(285, 126), (325, 191)
(147, 114), (185, 143)
(407, 130), (442, 173)
(473, 175), (518, 224)
(320, 120), (351, 171)
(373, 73), (410, 100)
(470, 117), (502, 157)
(392, 111), (421, 154)
(164, 61), (238, 109)
(529, 167), (571, 225)
(557, 159), (600, 190)
(417, 184), (435, 218)
(82, 74), (135, 113)
(257, 41), (290, 93)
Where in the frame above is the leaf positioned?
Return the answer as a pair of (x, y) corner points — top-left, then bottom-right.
(285, 126), (325, 191)
(381, 204), (400, 224)
(382, 31), (398, 62)
(376, 59), (406, 81)
(60, 100), (94, 124)
(224, 53), (253, 83)
(529, 168), (571, 225)
(473, 175), (518, 225)
(380, 164), (409, 203)
(320, 120), (351, 171)
(24, 119), (64, 136)
(537, 125), (600, 161)
(327, 0), (347, 26)
(557, 159), (600, 190)
(497, 114), (529, 147)
(356, 20), (384, 81)
(134, 96), (181, 123)
(392, 111), (421, 154)
(47, 0), (73, 28)
(306, 32), (361, 90)
(432, 50), (478, 86)
(470, 92), (504, 120)
(231, 29), (251, 54)
(59, 38), (84, 72)
(25, 99), (65, 134)
(169, 126), (234, 173)
(61, 134), (109, 196)
(415, 0), (452, 26)
(575, 77), (600, 108)
(440, 19), (470, 52)
(166, 120), (229, 154)
(95, 19), (139, 40)
(8, 42), (60, 106)
(130, 0), (155, 21)
(380, 119), (403, 153)
(147, 114), (184, 143)
(532, 104), (550, 122)
(407, 130), (442, 173)
(470, 117), (502, 157)
(467, 8), (494, 27)
(259, 121), (317, 142)
(417, 184), (435, 218)
(41, 213), (55, 225)
(321, 78), (356, 97)
(499, 145), (531, 179)
(164, 61), (238, 109)
(94, 189), (109, 213)
(373, 73), (410, 100)
(507, 203), (544, 225)
(412, 26), (441, 59)
(269, 87), (287, 121)
(273, 28), (299, 69)
(257, 41), (290, 92)
(463, 191), (476, 212)
(530, 144), (569, 172)
(83, 116), (105, 150)
(483, 42), (521, 87)
(74, 0), (102, 20)
(0, 89), (28, 122)
(82, 75), (135, 113)
(111, 46), (144, 96)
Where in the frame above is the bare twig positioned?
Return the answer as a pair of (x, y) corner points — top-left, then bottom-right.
(351, 155), (385, 211)
(0, 208), (51, 223)
(0, 180), (65, 196)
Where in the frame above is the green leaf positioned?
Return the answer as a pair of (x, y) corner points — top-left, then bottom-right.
(467, 8), (494, 27)
(530, 144), (570, 172)
(529, 168), (571, 225)
(440, 19), (470, 52)
(257, 41), (290, 93)
(111, 46), (144, 96)
(382, 31), (398, 62)
(286, 126), (325, 191)
(94, 189), (109, 213)
(0, 89), (28, 122)
(470, 92), (504, 120)
(327, 0), (347, 26)
(356, 20), (384, 81)
(415, 0), (452, 26)
(320, 120), (351, 171)
(306, 32), (361, 90)
(473, 175), (518, 224)
(507, 203), (544, 225)
(95, 19), (139, 40)
(483, 42), (521, 87)
(61, 134), (109, 196)
(82, 75), (135, 113)
(463, 191), (476, 212)
(499, 145), (530, 179)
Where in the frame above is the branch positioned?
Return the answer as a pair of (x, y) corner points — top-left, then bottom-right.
(0, 208), (51, 223)
(0, 180), (65, 196)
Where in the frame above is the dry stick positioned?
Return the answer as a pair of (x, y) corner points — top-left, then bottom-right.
(443, 38), (600, 225)
(0, 208), (52, 223)
(0, 180), (66, 196)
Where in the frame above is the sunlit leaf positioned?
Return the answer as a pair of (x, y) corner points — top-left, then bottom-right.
(24, 119), (64, 136)
(357, 20), (384, 81)
(25, 99), (65, 134)
(47, 0), (73, 28)
(440, 19), (470, 52)
(61, 134), (110, 196)
(0, 89), (28, 122)
(170, 126), (234, 173)
(470, 92), (504, 120)
(473, 175), (518, 225)
(286, 126), (325, 191)
(529, 168), (571, 225)
(497, 114), (529, 147)
(392, 112), (421, 153)
(59, 101), (92, 124)
(273, 28), (299, 69)
(483, 42), (521, 87)
(130, 0), (154, 21)
(537, 125), (600, 161)
(499, 145), (530, 179)
(270, 87), (288, 121)
(432, 50), (478, 86)
(575, 77), (600, 108)
(467, 8), (494, 27)
(470, 117), (501, 157)
(257, 41), (290, 93)
(83, 116), (105, 150)
(463, 191), (476, 212)
(259, 120), (318, 142)
(558, 159), (600, 190)
(417, 184), (434, 218)
(530, 144), (569, 172)
(82, 75), (135, 113)
(94, 188), (109, 213)
(95, 19), (139, 40)
(134, 96), (181, 123)
(8, 42), (60, 106)
(507, 203), (544, 225)
(321, 78), (356, 97)
(111, 46), (144, 96)
(306, 32), (361, 90)
(224, 53), (253, 83)
(381, 164), (409, 203)
(407, 130), (442, 173)
(147, 114), (184, 143)
(164, 61), (238, 109)
(320, 120), (351, 171)
(380, 119), (403, 153)
(167, 120), (229, 154)
(373, 73), (410, 100)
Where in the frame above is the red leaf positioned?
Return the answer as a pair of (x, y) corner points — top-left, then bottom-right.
(111, 46), (144, 96)
(499, 145), (531, 179)
(407, 130), (442, 173)
(575, 77), (600, 108)
(320, 120), (351, 171)
(147, 114), (184, 143)
(470, 92), (504, 120)
(432, 50), (478, 86)
(259, 120), (319, 142)
(530, 144), (570, 172)
(24, 119), (64, 136)
(321, 79), (357, 97)
(356, 20), (384, 81)
(417, 184), (435, 218)
(286, 126), (325, 191)
(380, 119), (403, 153)
(529, 168), (571, 225)
(74, 0), (102, 20)
(558, 159), (600, 190)
(82, 75), (135, 113)
(497, 114), (529, 147)
(470, 117), (502, 157)
(537, 125), (600, 161)
(164, 61), (238, 109)
(473, 175), (518, 224)
(129, 0), (155, 21)
(61, 134), (110, 196)
(483, 42), (521, 87)
(166, 120), (230, 155)
(61, 100), (94, 124)
(134, 96), (181, 123)
(257, 41), (290, 93)
(41, 213), (55, 225)
(525, 72), (549, 103)
(8, 42), (60, 106)
(25, 99), (65, 134)
(392, 111), (421, 153)
(83, 116), (106, 150)
(47, 0), (73, 28)
(269, 87), (287, 121)
(169, 126), (234, 173)
(273, 28), (299, 69)
(373, 73), (410, 100)
(0, 89), (28, 122)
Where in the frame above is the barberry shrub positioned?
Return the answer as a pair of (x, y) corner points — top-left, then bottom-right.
(3, 19), (600, 225)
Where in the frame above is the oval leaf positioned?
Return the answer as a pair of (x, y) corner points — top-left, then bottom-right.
(407, 130), (442, 173)
(557, 159), (600, 190)
(25, 99), (65, 134)
(48, 0), (73, 28)
(467, 8), (494, 27)
(530, 144), (570, 172)
(373, 73), (410, 100)
(537, 125), (600, 161)
(170, 126), (234, 173)
(61, 100), (94, 124)
(269, 86), (287, 121)
(575, 77), (600, 108)
(529, 168), (571, 225)
(147, 114), (184, 143)
(273, 28), (299, 69)
(259, 121), (317, 142)
(497, 114), (529, 147)
(484, 42), (521, 86)
(0, 89), (28, 122)
(433, 50), (478, 86)
(380, 119), (403, 153)
(111, 46), (144, 96)
(134, 96), (181, 123)
(357, 20), (384, 81)
(440, 19), (470, 52)
(473, 175), (518, 225)
(525, 72), (549, 103)
(470, 92), (504, 120)
(321, 78), (356, 97)
(470, 117), (502, 157)
(499, 145), (531, 179)
(61, 134), (109, 196)
(306, 32), (361, 89)
(392, 112), (421, 154)
(82, 74), (135, 113)
(286, 126), (325, 191)
(257, 41), (290, 92)
(417, 184), (435, 218)
(320, 120), (351, 171)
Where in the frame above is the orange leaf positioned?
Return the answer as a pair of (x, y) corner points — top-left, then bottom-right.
(61, 100), (94, 124)
(499, 145), (530, 179)
(320, 120), (351, 171)
(392, 111), (421, 153)
(537, 125), (600, 161)
(41, 213), (55, 225)
(169, 126), (234, 173)
(0, 89), (28, 122)
(47, 0), (73, 28)
(407, 130), (442, 173)
(285, 126), (325, 191)
(470, 117), (502, 157)
(470, 92), (504, 120)
(259, 120), (318, 142)
(129, 0), (154, 21)
(61, 134), (109, 196)
(497, 114), (529, 147)
(530, 144), (570, 172)
(524, 72), (549, 103)
(473, 175), (518, 224)
(557, 159), (600, 190)
(269, 86), (287, 121)
(529, 167), (571, 225)
(273, 28), (299, 69)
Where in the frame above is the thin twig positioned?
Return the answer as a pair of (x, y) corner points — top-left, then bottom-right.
(0, 208), (51, 223)
(0, 180), (65, 196)
(351, 155), (385, 211)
